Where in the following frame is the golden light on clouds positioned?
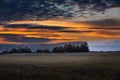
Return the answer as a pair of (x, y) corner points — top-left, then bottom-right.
(8, 20), (89, 29)
(0, 31), (37, 35)
(0, 20), (120, 45)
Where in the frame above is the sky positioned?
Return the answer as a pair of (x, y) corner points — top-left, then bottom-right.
(0, 0), (120, 51)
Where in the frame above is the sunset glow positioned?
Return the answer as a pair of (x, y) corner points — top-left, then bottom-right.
(0, 0), (120, 51)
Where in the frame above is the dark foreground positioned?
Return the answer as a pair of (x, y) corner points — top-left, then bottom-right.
(0, 52), (120, 80)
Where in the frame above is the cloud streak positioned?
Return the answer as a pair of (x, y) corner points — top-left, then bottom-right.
(84, 18), (120, 27)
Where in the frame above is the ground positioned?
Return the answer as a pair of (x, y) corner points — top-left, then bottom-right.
(0, 52), (120, 80)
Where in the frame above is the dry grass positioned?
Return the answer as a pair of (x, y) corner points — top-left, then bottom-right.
(0, 53), (120, 65)
(0, 52), (120, 80)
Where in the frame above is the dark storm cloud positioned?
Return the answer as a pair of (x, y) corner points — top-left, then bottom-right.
(0, 0), (120, 21)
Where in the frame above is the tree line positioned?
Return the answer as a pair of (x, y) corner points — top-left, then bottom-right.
(52, 42), (89, 53)
(0, 42), (89, 54)
(1, 47), (32, 54)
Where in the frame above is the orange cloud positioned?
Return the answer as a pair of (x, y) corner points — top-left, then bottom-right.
(8, 20), (89, 29)
(0, 20), (120, 45)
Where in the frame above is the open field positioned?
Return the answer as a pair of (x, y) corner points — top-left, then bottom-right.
(0, 52), (120, 80)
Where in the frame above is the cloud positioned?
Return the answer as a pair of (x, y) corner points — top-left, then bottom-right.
(97, 31), (120, 36)
(3, 24), (94, 33)
(89, 27), (120, 31)
(0, 34), (23, 38)
(0, 0), (120, 21)
(0, 19), (120, 47)
(82, 18), (120, 37)
(81, 18), (120, 31)
(0, 34), (51, 44)
(60, 30), (94, 33)
(85, 18), (120, 27)
(6, 37), (51, 43)
(4, 24), (68, 31)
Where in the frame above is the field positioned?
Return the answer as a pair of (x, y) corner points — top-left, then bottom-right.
(0, 52), (120, 80)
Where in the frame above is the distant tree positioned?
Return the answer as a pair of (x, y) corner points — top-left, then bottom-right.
(64, 43), (72, 52)
(52, 46), (64, 53)
(43, 49), (50, 53)
(36, 49), (43, 53)
(80, 42), (89, 52)
(2, 50), (9, 54)
(17, 47), (24, 53)
(9, 48), (18, 53)
(36, 49), (50, 53)
(24, 47), (32, 53)
(17, 47), (32, 53)
(52, 47), (58, 53)
(2, 47), (32, 54)
(52, 42), (89, 53)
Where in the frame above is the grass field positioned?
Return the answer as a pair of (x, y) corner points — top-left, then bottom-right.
(0, 52), (120, 80)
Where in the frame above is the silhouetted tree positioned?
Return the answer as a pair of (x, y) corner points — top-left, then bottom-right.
(36, 49), (43, 53)
(1, 42), (89, 54)
(52, 46), (64, 53)
(24, 47), (32, 53)
(43, 49), (50, 53)
(80, 42), (89, 52)
(52, 47), (58, 53)
(36, 49), (50, 53)
(2, 47), (32, 54)
(1, 50), (9, 54)
(52, 42), (89, 53)
(17, 47), (32, 53)
(9, 48), (18, 53)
